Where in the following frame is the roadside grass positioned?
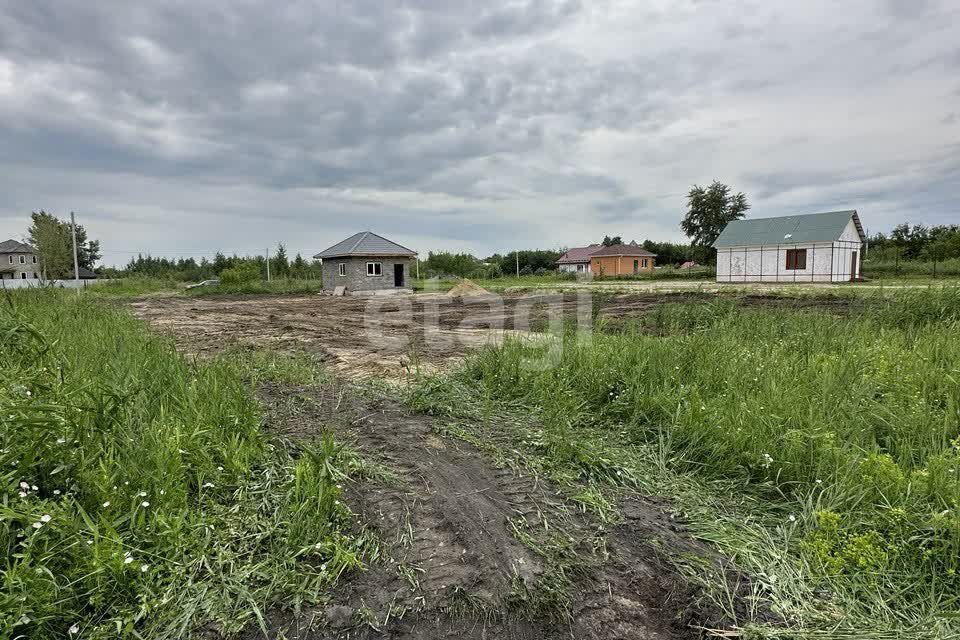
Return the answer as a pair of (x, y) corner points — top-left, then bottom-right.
(864, 258), (960, 279)
(408, 288), (960, 638)
(0, 289), (370, 638)
(86, 277), (324, 298)
(186, 278), (324, 297)
(77, 277), (182, 297)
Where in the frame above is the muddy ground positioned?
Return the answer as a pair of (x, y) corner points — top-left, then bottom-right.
(246, 381), (748, 640)
(129, 291), (852, 380)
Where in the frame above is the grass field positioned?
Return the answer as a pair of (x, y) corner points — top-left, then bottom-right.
(409, 288), (960, 638)
(0, 290), (369, 638)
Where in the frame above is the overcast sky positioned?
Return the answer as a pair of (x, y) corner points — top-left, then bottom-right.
(1, 0), (958, 265)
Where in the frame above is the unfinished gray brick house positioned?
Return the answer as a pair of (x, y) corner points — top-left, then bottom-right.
(0, 240), (41, 280)
(314, 232), (416, 295)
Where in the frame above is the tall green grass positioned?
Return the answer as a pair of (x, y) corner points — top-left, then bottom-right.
(864, 258), (960, 279)
(448, 288), (960, 632)
(0, 290), (365, 638)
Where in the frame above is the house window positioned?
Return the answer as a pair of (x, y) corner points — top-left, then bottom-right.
(19, 255), (25, 264)
(21, 272), (26, 279)
(785, 249), (807, 270)
(338, 262), (346, 276)
(366, 262), (382, 276)
(33, 272), (39, 279)
(7, 256), (11, 264)
(32, 256), (37, 263)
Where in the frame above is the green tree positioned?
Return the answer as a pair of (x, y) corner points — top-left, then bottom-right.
(271, 243), (290, 277)
(601, 235), (623, 247)
(27, 211), (102, 278)
(681, 181), (750, 247)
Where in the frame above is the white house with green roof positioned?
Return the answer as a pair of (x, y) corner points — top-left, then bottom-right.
(712, 210), (866, 283)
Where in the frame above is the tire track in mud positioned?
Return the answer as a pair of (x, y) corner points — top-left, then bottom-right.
(251, 381), (746, 640)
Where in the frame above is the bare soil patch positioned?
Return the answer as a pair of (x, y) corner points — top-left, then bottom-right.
(129, 291), (852, 381)
(248, 381), (746, 639)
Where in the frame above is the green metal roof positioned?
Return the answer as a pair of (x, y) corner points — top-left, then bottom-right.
(712, 210), (864, 248)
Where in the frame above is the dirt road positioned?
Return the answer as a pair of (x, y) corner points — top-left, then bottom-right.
(252, 381), (740, 639)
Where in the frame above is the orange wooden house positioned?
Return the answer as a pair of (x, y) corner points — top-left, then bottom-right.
(590, 243), (657, 276)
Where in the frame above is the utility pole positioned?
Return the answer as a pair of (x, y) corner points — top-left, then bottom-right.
(515, 251), (519, 278)
(266, 247), (271, 282)
(70, 211), (80, 282)
(416, 257), (420, 280)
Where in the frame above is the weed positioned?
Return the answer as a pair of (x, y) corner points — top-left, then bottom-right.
(0, 289), (366, 637)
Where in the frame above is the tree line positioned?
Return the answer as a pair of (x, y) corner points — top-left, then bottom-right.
(19, 197), (959, 284)
(104, 244), (323, 282)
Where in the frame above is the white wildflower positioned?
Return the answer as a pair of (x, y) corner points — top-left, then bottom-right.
(141, 501), (150, 508)
(202, 482), (214, 488)
(53, 490), (61, 496)
(138, 491), (147, 497)
(57, 437), (66, 445)
(140, 564), (149, 573)
(102, 501), (111, 508)
(32, 521), (43, 529)
(788, 514), (796, 522)
(124, 556), (134, 565)
(69, 623), (80, 634)
(40, 514), (51, 523)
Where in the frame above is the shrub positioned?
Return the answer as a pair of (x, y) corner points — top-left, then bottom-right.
(219, 262), (261, 284)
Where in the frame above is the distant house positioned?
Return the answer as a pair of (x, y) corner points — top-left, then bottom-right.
(590, 243), (656, 276)
(77, 266), (97, 280)
(314, 231), (416, 295)
(713, 210), (866, 283)
(557, 244), (603, 274)
(0, 240), (41, 280)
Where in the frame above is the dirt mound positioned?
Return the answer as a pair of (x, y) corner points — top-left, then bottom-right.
(445, 279), (493, 298)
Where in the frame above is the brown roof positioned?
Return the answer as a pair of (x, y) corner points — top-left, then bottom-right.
(590, 244), (657, 258)
(557, 244), (603, 264)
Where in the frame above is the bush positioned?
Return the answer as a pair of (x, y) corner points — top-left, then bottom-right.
(219, 262), (261, 284)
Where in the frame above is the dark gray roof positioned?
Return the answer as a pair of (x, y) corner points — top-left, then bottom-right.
(0, 239), (34, 254)
(313, 232), (416, 259)
(712, 210), (865, 248)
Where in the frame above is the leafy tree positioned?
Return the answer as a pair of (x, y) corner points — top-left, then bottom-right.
(26, 211), (103, 278)
(219, 261), (261, 284)
(601, 235), (623, 247)
(681, 181), (750, 246)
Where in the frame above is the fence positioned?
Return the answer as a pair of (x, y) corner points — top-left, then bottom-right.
(0, 279), (114, 290)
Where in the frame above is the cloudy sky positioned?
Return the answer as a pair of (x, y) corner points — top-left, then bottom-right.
(1, 0), (957, 265)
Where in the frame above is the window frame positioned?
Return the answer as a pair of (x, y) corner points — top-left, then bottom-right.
(366, 261), (382, 277)
(19, 255), (25, 264)
(338, 262), (346, 277)
(785, 248), (807, 270)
